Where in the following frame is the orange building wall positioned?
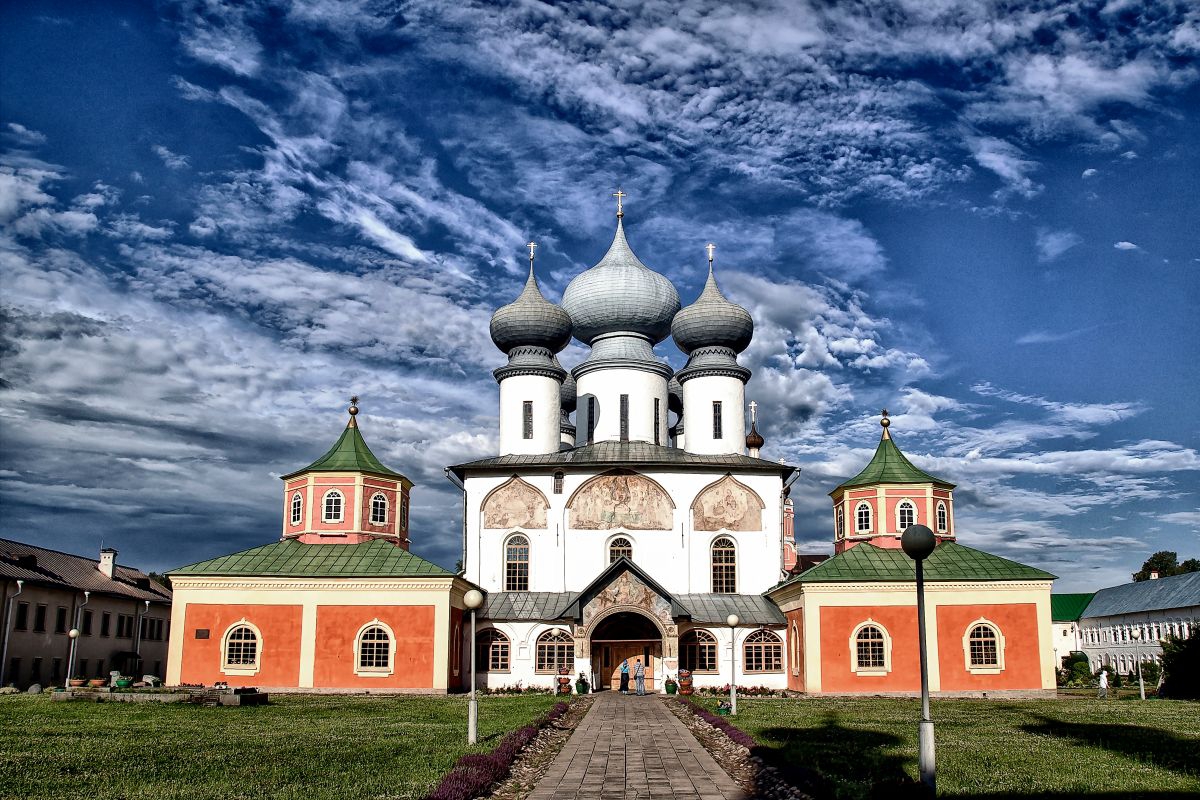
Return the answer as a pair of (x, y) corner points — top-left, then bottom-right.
(310, 478), (358, 531)
(180, 604), (303, 687)
(936, 603), (1042, 691)
(819, 605), (921, 692)
(312, 605), (436, 688)
(786, 609), (805, 692)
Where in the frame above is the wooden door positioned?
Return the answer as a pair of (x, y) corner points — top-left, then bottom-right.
(602, 643), (658, 690)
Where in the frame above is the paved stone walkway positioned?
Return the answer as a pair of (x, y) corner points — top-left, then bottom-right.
(527, 691), (747, 800)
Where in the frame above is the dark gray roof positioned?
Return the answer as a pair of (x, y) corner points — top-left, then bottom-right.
(0, 538), (171, 603)
(676, 594), (786, 625)
(451, 441), (795, 477)
(672, 267), (753, 355)
(490, 266), (573, 354)
(481, 592), (576, 621)
(1081, 572), (1200, 619)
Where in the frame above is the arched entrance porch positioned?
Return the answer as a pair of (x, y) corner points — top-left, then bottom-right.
(590, 611), (662, 691)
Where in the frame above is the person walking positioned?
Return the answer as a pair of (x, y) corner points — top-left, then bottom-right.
(1098, 669), (1108, 699)
(634, 657), (646, 696)
(618, 659), (630, 695)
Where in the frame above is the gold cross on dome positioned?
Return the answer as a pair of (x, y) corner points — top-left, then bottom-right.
(706, 242), (716, 264)
(612, 188), (626, 218)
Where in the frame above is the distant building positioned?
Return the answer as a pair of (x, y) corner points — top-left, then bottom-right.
(1, 539), (172, 689)
(1078, 572), (1200, 675)
(1049, 593), (1094, 667)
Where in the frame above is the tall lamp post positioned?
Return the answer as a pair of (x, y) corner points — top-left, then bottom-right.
(1130, 627), (1145, 700)
(67, 591), (89, 685)
(727, 614), (739, 715)
(901, 523), (937, 796)
(463, 589), (484, 745)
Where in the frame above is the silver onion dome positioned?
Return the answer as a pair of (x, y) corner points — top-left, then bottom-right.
(489, 266), (573, 354)
(561, 219), (681, 345)
(671, 264), (753, 354)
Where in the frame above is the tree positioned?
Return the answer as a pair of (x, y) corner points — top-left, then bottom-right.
(1179, 558), (1200, 574)
(1159, 627), (1200, 700)
(1131, 551), (1199, 581)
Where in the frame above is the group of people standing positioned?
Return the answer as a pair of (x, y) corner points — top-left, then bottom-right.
(617, 658), (646, 695)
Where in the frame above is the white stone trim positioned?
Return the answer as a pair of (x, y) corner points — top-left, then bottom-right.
(353, 619), (397, 677)
(221, 619), (262, 676)
(849, 619), (892, 676)
(962, 617), (1005, 674)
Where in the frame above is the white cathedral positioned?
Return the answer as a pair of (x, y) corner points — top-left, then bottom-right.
(449, 201), (796, 692)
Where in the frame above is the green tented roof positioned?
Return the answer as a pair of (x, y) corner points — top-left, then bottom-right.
(1051, 593), (1095, 622)
(281, 420), (407, 480)
(771, 542), (1055, 589)
(834, 430), (952, 492)
(169, 538), (452, 578)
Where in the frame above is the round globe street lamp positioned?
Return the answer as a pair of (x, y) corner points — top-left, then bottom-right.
(463, 589), (485, 744)
(1129, 627), (1145, 700)
(901, 523), (937, 796)
(66, 628), (80, 686)
(726, 614), (739, 716)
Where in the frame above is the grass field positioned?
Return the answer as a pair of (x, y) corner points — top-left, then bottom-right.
(696, 695), (1200, 799)
(0, 693), (557, 800)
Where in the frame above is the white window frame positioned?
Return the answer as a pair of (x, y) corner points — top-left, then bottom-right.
(791, 621), (800, 677)
(290, 492), (303, 526)
(962, 618), (1005, 674)
(504, 533), (531, 592)
(354, 620), (396, 677)
(221, 620), (262, 676)
(855, 502), (872, 533)
(936, 501), (948, 533)
(322, 490), (345, 523)
(835, 506), (845, 540)
(850, 620), (891, 675)
(711, 536), (737, 594)
(369, 492), (389, 525)
(608, 535), (634, 563)
(896, 500), (916, 531)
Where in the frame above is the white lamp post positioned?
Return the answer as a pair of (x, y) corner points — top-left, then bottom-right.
(902, 524), (937, 796)
(726, 614), (739, 716)
(66, 629), (80, 685)
(463, 589), (484, 745)
(1130, 627), (1145, 700)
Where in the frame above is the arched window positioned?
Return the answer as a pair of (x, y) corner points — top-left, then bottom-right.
(356, 623), (393, 673)
(791, 622), (800, 676)
(855, 502), (872, 533)
(290, 492), (303, 526)
(477, 629), (510, 672)
(609, 537), (633, 563)
(711, 537), (737, 593)
(964, 620), (1005, 673)
(680, 629), (717, 673)
(743, 630), (783, 673)
(835, 506), (845, 539)
(222, 623), (259, 673)
(369, 493), (388, 525)
(553, 471), (564, 495)
(323, 490), (344, 523)
(936, 501), (948, 532)
(852, 622), (890, 674)
(535, 629), (574, 673)
(505, 534), (530, 591)
(897, 500), (915, 531)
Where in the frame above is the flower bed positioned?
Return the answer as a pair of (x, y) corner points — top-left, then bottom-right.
(425, 701), (569, 800)
(674, 697), (757, 749)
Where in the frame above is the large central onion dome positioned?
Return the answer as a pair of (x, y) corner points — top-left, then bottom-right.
(671, 263), (753, 355)
(490, 266), (573, 354)
(561, 219), (681, 345)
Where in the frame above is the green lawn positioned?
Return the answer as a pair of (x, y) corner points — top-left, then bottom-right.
(698, 696), (1200, 799)
(0, 693), (557, 800)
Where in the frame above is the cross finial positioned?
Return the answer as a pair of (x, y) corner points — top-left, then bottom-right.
(749, 400), (758, 423)
(527, 241), (537, 275)
(612, 188), (626, 218)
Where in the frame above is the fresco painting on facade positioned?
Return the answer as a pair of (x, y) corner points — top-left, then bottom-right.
(482, 477), (549, 530)
(692, 475), (764, 532)
(569, 472), (675, 531)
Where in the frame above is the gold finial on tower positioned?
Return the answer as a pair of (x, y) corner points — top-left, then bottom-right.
(348, 395), (360, 427)
(880, 408), (890, 438)
(612, 188), (626, 218)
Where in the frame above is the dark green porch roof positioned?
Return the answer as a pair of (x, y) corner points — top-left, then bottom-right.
(1051, 593), (1095, 622)
(834, 428), (952, 492)
(281, 418), (407, 481)
(169, 538), (452, 578)
(771, 542), (1055, 590)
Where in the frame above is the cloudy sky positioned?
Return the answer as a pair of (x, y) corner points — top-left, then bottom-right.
(1, 0), (1197, 591)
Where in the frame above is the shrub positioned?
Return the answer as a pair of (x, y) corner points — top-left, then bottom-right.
(1159, 629), (1200, 700)
(675, 698), (757, 750)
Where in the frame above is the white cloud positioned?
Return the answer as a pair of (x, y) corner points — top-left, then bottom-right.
(1114, 241), (1139, 250)
(1082, 168), (1098, 178)
(151, 144), (190, 170)
(1035, 228), (1082, 262)
(4, 123), (47, 147)
(966, 135), (1041, 197)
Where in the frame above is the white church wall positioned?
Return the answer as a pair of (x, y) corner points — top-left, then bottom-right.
(575, 368), (668, 445)
(498, 374), (561, 455)
(681, 375), (746, 455)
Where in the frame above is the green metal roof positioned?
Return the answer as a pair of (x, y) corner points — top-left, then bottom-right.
(833, 429), (952, 492)
(169, 538), (452, 578)
(281, 419), (407, 480)
(771, 542), (1055, 589)
(1051, 593), (1095, 622)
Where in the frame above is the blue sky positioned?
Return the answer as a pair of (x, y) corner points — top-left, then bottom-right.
(1, 0), (1197, 591)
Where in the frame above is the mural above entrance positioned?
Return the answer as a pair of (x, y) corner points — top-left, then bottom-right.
(582, 570), (674, 634)
(482, 476), (548, 529)
(692, 475), (763, 531)
(569, 472), (674, 530)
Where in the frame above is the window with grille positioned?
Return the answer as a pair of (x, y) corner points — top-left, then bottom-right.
(712, 401), (723, 439)
(680, 630), (718, 672)
(897, 501), (915, 530)
(936, 502), (947, 532)
(855, 503), (872, 532)
(609, 537), (632, 563)
(743, 630), (783, 672)
(523, 400), (533, 439)
(968, 624), (999, 667)
(357, 625), (391, 670)
(619, 394), (629, 441)
(505, 535), (530, 591)
(477, 629), (510, 671)
(370, 493), (388, 525)
(587, 398), (596, 443)
(535, 629), (575, 672)
(290, 492), (303, 525)
(323, 490), (344, 523)
(654, 398), (661, 445)
(835, 507), (845, 539)
(711, 537), (736, 593)
(223, 625), (258, 668)
(553, 471), (564, 494)
(400, 498), (409, 530)
(855, 625), (886, 670)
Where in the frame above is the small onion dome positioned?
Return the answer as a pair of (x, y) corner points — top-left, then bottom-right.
(561, 219), (681, 345)
(746, 421), (765, 450)
(559, 360), (577, 412)
(490, 267), (573, 354)
(667, 376), (683, 414)
(671, 266), (753, 354)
